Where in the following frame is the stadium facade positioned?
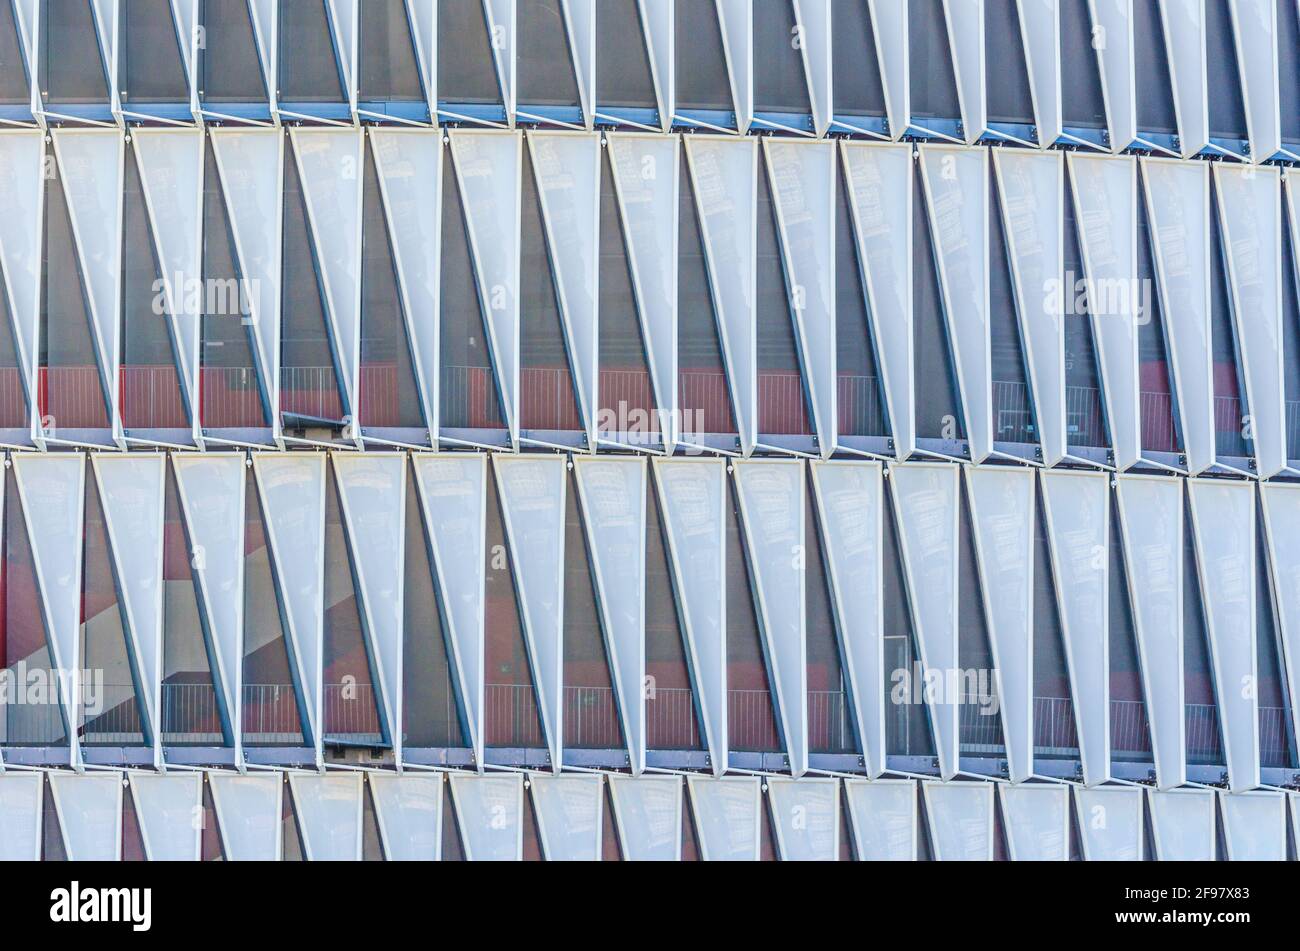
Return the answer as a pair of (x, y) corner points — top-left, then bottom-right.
(0, 0), (1297, 861)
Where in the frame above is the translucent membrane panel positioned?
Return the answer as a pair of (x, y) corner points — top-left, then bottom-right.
(998, 783), (1069, 861)
(752, 0), (809, 116)
(594, 0), (656, 111)
(121, 144), (188, 431)
(41, 0), (110, 104)
(279, 138), (347, 426)
(0, 773), (43, 860)
(1219, 791), (1287, 861)
(907, 0), (960, 124)
(448, 773), (524, 861)
(437, 0), (502, 107)
(209, 772), (283, 861)
(129, 773), (202, 861)
(201, 0), (268, 103)
(516, 0), (580, 109)
(843, 779), (917, 861)
(530, 774), (602, 860)
(241, 469), (304, 748)
(359, 142), (425, 430)
(49, 772), (122, 861)
(687, 775), (761, 861)
(121, 0), (189, 105)
(767, 777), (838, 861)
(1148, 787), (1216, 861)
(369, 773), (443, 860)
(287, 773), (364, 861)
(278, 0), (347, 104)
(359, 0), (424, 102)
(674, 0), (732, 114)
(607, 774), (682, 860)
(921, 781), (994, 862)
(1073, 785), (1143, 860)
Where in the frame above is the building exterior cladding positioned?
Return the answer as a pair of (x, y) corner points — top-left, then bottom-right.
(0, 0), (1298, 862)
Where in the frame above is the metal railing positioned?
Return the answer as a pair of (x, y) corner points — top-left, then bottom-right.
(837, 373), (887, 437)
(201, 366), (265, 429)
(757, 370), (811, 435)
(279, 366), (344, 422)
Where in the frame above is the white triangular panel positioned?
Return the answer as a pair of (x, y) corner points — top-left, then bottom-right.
(1231, 0), (1280, 162)
(652, 458), (726, 774)
(248, 0), (276, 104)
(1090, 0), (1136, 151)
(684, 135), (757, 454)
(965, 466), (1035, 784)
(326, 0), (358, 101)
(1148, 787), (1216, 861)
(492, 455), (566, 768)
(132, 129), (204, 418)
(1161, 0), (1208, 157)
(561, 0), (595, 126)
(1261, 483), (1300, 749)
(287, 772), (364, 861)
(1187, 477), (1258, 792)
(412, 454), (487, 767)
(809, 461), (885, 777)
(993, 149), (1066, 465)
(1114, 474), (1185, 790)
(941, 0), (985, 142)
(290, 129), (364, 415)
(52, 130), (123, 425)
(866, 0), (908, 139)
(716, 0), (752, 131)
(11, 1), (37, 89)
(1074, 784), (1144, 860)
(170, 0), (198, 79)
(129, 773), (202, 861)
(49, 772), (122, 862)
(210, 129), (283, 418)
(840, 141), (914, 458)
(483, 0), (516, 115)
(0, 773), (42, 861)
(528, 132), (600, 443)
(572, 457), (646, 773)
(1066, 153), (1141, 470)
(0, 132), (44, 417)
(918, 145), (993, 462)
(448, 772), (524, 861)
(93, 455), (166, 748)
(733, 460), (807, 777)
(1214, 163), (1285, 478)
(333, 454), (406, 756)
(448, 130), (522, 444)
(921, 781), (994, 861)
(1018, 0), (1061, 146)
(843, 778), (917, 860)
(888, 462), (960, 779)
(767, 776), (838, 861)
(209, 771), (282, 861)
(369, 773), (443, 861)
(794, 0), (832, 136)
(1219, 790), (1287, 861)
(638, 0), (674, 128)
(607, 775), (682, 860)
(608, 133), (679, 447)
(999, 783), (1069, 861)
(686, 775), (761, 861)
(763, 138), (837, 456)
(406, 0), (436, 115)
(253, 454), (327, 753)
(530, 774), (602, 861)
(1038, 469), (1110, 786)
(171, 455), (246, 747)
(12, 454), (86, 752)
(370, 129), (442, 436)
(89, 0), (116, 73)
(1141, 158), (1213, 474)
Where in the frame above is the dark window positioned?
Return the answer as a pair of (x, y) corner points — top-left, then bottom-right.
(831, 0), (886, 120)
(752, 0), (810, 116)
(984, 0), (1034, 127)
(438, 0), (502, 106)
(41, 0), (111, 105)
(517, 0), (581, 109)
(1060, 0), (1107, 129)
(908, 0), (960, 123)
(595, 0), (656, 111)
(359, 0), (424, 102)
(121, 0), (189, 105)
(277, 0), (346, 104)
(200, 0), (268, 103)
(674, 0), (732, 114)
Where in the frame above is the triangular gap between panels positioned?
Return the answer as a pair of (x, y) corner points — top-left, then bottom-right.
(483, 462), (545, 749)
(911, 163), (963, 442)
(121, 139), (188, 431)
(42, 145), (112, 431)
(956, 475), (1004, 762)
(645, 474), (704, 752)
(361, 777), (384, 861)
(1204, 0), (1248, 143)
(759, 787), (778, 861)
(907, 0), (960, 127)
(440, 142), (507, 431)
(880, 473), (934, 759)
(360, 136), (425, 430)
(835, 163), (889, 440)
(594, 0), (656, 114)
(1253, 503), (1293, 770)
(121, 782), (146, 861)
(751, 0), (811, 117)
(1062, 168), (1111, 452)
(1135, 182), (1180, 455)
(42, 0), (111, 105)
(161, 460), (228, 747)
(1058, 0), (1107, 131)
(678, 148), (737, 437)
(2, 473), (68, 747)
(120, 0), (189, 106)
(600, 146), (660, 441)
(281, 133), (348, 428)
(1031, 477), (1077, 761)
(0, 262), (27, 428)
(276, 0), (347, 106)
(1207, 173), (1248, 459)
(0, 1), (27, 105)
(201, 0), (269, 104)
(441, 781), (465, 860)
(601, 779), (622, 860)
(516, 0), (582, 111)
(830, 0), (886, 122)
(322, 461), (385, 747)
(201, 138), (269, 431)
(520, 141), (582, 433)
(680, 789), (700, 860)
(402, 460), (466, 748)
(988, 161), (1037, 448)
(673, 0), (732, 114)
(1107, 489), (1155, 764)
(983, 0), (1033, 128)
(564, 466), (626, 755)
(281, 775), (304, 861)
(42, 776), (68, 860)
(1282, 201), (1300, 462)
(241, 465), (307, 749)
(437, 0), (505, 109)
(757, 145), (814, 438)
(522, 781), (544, 861)
(1133, 0), (1178, 137)
(80, 470), (148, 749)
(358, 0), (424, 103)
(804, 474), (852, 757)
(200, 776), (224, 861)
